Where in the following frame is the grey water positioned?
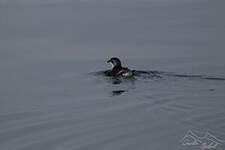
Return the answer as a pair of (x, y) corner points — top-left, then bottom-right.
(1, 0), (225, 150)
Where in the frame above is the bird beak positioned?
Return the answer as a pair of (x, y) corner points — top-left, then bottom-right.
(107, 59), (111, 63)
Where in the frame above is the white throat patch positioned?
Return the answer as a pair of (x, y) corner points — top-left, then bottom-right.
(110, 62), (114, 68)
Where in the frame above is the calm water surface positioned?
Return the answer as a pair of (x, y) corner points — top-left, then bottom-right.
(0, 0), (225, 150)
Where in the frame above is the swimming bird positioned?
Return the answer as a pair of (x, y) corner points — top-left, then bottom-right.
(107, 57), (134, 77)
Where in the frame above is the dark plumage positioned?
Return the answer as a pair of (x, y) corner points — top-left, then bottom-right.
(107, 57), (133, 77)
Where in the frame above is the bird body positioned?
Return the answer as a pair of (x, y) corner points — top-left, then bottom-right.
(107, 57), (133, 77)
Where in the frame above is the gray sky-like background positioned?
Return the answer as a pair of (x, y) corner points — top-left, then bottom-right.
(1, 0), (225, 64)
